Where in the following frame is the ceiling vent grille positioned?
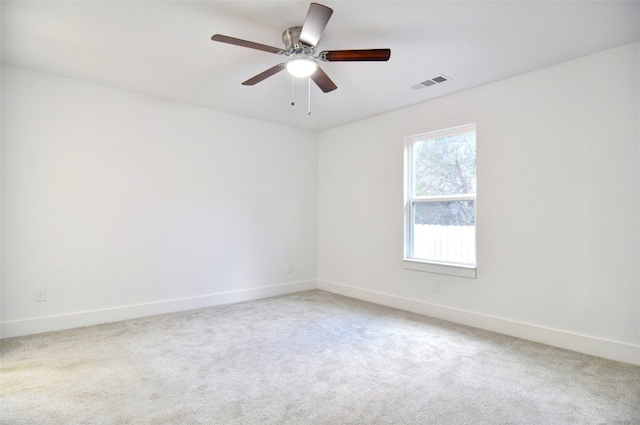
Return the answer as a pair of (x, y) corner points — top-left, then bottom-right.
(411, 74), (450, 90)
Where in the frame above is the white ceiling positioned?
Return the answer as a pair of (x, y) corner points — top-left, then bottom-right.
(2, 1), (639, 132)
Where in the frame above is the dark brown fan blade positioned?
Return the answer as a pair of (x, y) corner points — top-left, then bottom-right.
(320, 49), (391, 62)
(299, 3), (333, 47)
(242, 64), (286, 86)
(211, 34), (283, 54)
(310, 67), (337, 93)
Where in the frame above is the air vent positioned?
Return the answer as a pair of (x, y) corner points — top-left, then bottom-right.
(410, 74), (451, 90)
(420, 80), (437, 87)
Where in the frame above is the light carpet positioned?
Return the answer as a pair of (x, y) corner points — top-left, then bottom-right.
(1, 290), (639, 424)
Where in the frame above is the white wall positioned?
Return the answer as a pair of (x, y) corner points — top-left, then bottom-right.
(1, 65), (318, 337)
(2, 44), (639, 365)
(318, 43), (640, 365)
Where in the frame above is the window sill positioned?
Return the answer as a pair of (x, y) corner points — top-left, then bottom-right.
(402, 259), (476, 279)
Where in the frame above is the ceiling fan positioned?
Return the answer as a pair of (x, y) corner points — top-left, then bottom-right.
(211, 2), (391, 93)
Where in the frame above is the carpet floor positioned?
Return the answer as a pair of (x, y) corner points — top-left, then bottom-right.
(1, 290), (639, 424)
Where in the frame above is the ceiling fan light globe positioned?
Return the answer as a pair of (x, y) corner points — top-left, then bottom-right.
(286, 58), (318, 78)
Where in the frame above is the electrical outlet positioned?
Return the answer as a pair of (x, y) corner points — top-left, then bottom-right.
(287, 264), (294, 274)
(432, 281), (440, 293)
(35, 288), (47, 302)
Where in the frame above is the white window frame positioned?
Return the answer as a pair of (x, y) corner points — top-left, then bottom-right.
(403, 124), (477, 279)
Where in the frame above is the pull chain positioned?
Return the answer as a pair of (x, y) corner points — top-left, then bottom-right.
(289, 76), (311, 115)
(307, 76), (311, 115)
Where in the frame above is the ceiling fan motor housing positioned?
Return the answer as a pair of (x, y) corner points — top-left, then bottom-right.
(282, 26), (315, 55)
(282, 26), (318, 77)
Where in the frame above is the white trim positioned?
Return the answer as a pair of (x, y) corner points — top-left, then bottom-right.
(318, 279), (640, 366)
(402, 259), (477, 278)
(6, 278), (638, 366)
(413, 194), (476, 202)
(408, 123), (477, 142)
(1, 280), (317, 339)
(404, 124), (477, 269)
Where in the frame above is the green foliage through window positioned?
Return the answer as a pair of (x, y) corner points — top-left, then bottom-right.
(413, 132), (476, 197)
(414, 200), (475, 226)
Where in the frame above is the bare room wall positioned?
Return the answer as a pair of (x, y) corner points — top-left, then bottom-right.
(317, 43), (640, 365)
(1, 65), (319, 337)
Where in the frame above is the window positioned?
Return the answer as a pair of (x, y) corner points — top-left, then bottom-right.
(404, 124), (476, 275)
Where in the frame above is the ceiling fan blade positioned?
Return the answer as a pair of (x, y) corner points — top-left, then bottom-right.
(242, 64), (286, 86)
(211, 34), (283, 54)
(320, 49), (391, 62)
(310, 67), (337, 93)
(299, 3), (333, 47)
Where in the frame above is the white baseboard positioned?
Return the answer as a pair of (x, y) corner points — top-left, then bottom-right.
(318, 279), (640, 366)
(6, 278), (638, 366)
(1, 280), (317, 339)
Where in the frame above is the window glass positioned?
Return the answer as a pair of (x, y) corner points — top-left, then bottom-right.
(413, 132), (476, 197)
(405, 125), (476, 268)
